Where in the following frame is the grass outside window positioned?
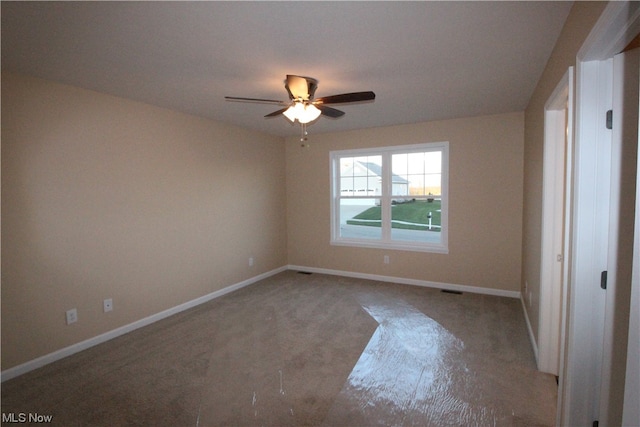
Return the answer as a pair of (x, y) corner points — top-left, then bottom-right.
(347, 200), (441, 231)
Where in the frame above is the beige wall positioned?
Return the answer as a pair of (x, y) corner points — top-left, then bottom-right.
(1, 73), (287, 369)
(521, 1), (607, 342)
(286, 112), (524, 292)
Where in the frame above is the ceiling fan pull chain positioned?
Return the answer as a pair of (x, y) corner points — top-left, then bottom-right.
(300, 123), (308, 142)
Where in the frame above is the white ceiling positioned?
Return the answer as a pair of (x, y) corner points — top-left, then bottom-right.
(1, 1), (573, 138)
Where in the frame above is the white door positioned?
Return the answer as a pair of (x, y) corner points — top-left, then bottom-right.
(600, 47), (640, 427)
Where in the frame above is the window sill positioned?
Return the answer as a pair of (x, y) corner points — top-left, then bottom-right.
(330, 238), (449, 254)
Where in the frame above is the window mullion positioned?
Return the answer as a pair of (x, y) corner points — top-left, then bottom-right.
(381, 152), (392, 241)
(331, 155), (340, 241)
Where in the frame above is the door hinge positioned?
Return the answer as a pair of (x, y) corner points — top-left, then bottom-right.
(606, 109), (613, 129)
(601, 271), (608, 290)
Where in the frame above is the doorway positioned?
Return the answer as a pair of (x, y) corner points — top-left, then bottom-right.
(559, 2), (640, 425)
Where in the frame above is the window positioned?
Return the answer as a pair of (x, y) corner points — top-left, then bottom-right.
(330, 142), (448, 253)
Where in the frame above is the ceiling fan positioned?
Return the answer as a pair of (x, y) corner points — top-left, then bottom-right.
(225, 75), (375, 140)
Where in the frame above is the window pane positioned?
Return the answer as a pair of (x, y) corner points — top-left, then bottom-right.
(392, 153), (408, 175)
(425, 174), (442, 196)
(408, 174), (425, 195)
(339, 198), (382, 240)
(407, 152), (425, 174)
(390, 199), (441, 243)
(340, 155), (382, 197)
(391, 227), (442, 243)
(392, 151), (441, 197)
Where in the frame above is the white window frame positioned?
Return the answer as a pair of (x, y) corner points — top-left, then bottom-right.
(330, 142), (449, 253)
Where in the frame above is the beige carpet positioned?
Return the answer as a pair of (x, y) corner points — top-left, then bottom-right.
(1, 271), (557, 426)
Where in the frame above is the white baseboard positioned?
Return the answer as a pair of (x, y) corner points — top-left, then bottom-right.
(520, 294), (539, 364)
(2, 265), (521, 382)
(288, 264), (522, 299)
(1, 266), (287, 383)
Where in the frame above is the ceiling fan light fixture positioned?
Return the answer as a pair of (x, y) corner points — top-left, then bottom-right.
(283, 102), (321, 124)
(282, 105), (297, 123)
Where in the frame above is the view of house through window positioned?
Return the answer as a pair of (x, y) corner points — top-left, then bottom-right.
(331, 142), (448, 253)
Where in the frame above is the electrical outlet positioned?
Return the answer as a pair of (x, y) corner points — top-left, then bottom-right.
(249, 257), (254, 267)
(103, 298), (113, 313)
(66, 308), (78, 325)
(384, 255), (390, 264)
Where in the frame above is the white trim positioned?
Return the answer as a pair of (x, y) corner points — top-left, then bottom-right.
(561, 55), (613, 427)
(538, 67), (573, 376)
(578, 1), (640, 62)
(521, 294), (539, 363)
(600, 46), (640, 427)
(329, 238), (449, 254)
(622, 67), (640, 424)
(0, 266), (287, 383)
(287, 264), (521, 299)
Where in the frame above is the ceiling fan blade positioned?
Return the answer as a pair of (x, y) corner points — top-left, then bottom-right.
(285, 75), (318, 101)
(314, 91), (376, 105)
(225, 96), (287, 105)
(264, 107), (290, 118)
(317, 105), (345, 118)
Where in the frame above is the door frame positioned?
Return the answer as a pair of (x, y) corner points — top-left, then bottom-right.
(622, 70), (640, 424)
(600, 45), (639, 427)
(538, 67), (573, 376)
(560, 54), (613, 427)
(560, 2), (640, 425)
